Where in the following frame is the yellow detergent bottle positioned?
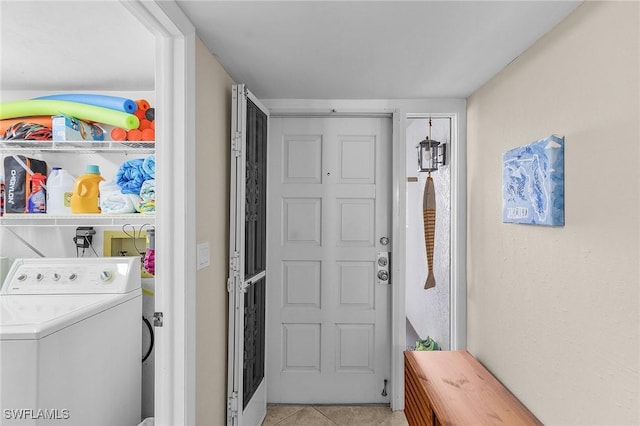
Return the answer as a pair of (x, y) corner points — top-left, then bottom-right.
(70, 165), (105, 214)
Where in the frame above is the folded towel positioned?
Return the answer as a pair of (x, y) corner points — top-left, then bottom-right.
(99, 180), (140, 214)
(136, 199), (155, 214)
(142, 155), (155, 179)
(140, 179), (155, 201)
(116, 158), (154, 195)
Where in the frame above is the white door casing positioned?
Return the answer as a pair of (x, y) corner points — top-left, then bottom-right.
(267, 116), (392, 403)
(227, 84), (269, 426)
(120, 2), (197, 425)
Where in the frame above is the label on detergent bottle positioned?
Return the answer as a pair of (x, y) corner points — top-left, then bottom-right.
(64, 191), (72, 207)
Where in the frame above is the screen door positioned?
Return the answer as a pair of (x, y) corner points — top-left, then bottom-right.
(227, 84), (269, 426)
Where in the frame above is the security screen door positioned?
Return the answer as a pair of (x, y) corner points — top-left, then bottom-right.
(267, 116), (392, 403)
(227, 84), (269, 426)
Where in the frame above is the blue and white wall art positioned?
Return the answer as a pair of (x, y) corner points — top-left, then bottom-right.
(502, 134), (565, 226)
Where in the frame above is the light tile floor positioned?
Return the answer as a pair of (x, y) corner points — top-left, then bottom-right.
(262, 404), (409, 426)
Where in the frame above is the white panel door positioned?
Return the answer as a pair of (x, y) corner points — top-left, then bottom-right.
(267, 116), (392, 403)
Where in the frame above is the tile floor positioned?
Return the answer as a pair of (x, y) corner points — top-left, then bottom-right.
(262, 404), (409, 426)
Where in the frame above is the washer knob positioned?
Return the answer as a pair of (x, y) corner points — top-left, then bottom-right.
(100, 270), (113, 283)
(52, 273), (61, 281)
(17, 274), (27, 282)
(68, 273), (77, 281)
(36, 273), (44, 281)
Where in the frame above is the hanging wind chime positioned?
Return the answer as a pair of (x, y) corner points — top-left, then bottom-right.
(417, 117), (446, 289)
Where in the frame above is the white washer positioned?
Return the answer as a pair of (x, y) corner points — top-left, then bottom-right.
(0, 257), (142, 426)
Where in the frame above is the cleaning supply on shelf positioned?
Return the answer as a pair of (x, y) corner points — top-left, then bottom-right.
(143, 227), (155, 276)
(3, 155), (48, 213)
(99, 180), (139, 214)
(70, 165), (104, 214)
(47, 168), (75, 215)
(27, 172), (47, 213)
(48, 167), (61, 180)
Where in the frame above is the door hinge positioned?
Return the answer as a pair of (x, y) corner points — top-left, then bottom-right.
(232, 131), (242, 157)
(153, 312), (163, 327)
(227, 392), (239, 420)
(230, 251), (240, 277)
(227, 251), (241, 293)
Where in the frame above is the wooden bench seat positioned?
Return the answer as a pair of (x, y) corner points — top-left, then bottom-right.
(404, 350), (542, 426)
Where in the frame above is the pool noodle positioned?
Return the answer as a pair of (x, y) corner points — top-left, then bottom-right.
(136, 99), (150, 111)
(0, 100), (139, 130)
(1, 116), (53, 135)
(34, 94), (137, 114)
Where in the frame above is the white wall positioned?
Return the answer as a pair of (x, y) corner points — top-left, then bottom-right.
(466, 2), (639, 424)
(405, 117), (450, 350)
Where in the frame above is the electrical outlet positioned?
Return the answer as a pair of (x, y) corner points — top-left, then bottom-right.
(74, 226), (96, 249)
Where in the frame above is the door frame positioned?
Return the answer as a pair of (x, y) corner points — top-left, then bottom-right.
(266, 114), (394, 404)
(121, 1), (197, 425)
(264, 99), (467, 411)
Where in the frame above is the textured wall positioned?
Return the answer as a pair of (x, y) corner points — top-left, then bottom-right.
(467, 2), (639, 424)
(195, 38), (234, 426)
(405, 117), (451, 350)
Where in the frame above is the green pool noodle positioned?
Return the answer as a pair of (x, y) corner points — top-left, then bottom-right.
(0, 99), (139, 130)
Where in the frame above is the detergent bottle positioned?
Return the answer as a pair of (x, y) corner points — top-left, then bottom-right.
(27, 172), (47, 213)
(70, 165), (104, 214)
(47, 168), (76, 215)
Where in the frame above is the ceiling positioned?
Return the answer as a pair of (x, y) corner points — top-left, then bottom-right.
(1, 1), (582, 99)
(0, 1), (155, 92)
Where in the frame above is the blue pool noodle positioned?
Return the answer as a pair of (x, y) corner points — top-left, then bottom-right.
(34, 94), (137, 114)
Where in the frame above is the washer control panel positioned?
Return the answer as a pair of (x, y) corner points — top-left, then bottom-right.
(1, 257), (141, 294)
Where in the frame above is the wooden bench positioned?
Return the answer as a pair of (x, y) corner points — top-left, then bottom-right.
(404, 350), (542, 426)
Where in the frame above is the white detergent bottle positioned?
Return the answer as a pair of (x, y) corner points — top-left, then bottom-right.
(47, 168), (76, 215)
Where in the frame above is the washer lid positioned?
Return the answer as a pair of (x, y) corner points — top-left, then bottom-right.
(0, 292), (139, 340)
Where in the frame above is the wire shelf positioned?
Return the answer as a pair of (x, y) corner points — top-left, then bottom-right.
(0, 213), (155, 227)
(0, 140), (155, 153)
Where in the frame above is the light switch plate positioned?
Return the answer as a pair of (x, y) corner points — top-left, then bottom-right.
(197, 242), (210, 270)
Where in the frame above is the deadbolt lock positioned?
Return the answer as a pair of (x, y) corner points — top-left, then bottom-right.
(377, 252), (391, 284)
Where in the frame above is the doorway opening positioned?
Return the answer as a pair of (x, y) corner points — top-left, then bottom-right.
(405, 116), (452, 351)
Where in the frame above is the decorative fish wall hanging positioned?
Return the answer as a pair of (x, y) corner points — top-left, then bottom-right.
(423, 175), (436, 289)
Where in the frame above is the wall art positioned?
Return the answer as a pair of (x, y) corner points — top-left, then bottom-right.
(502, 134), (564, 226)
